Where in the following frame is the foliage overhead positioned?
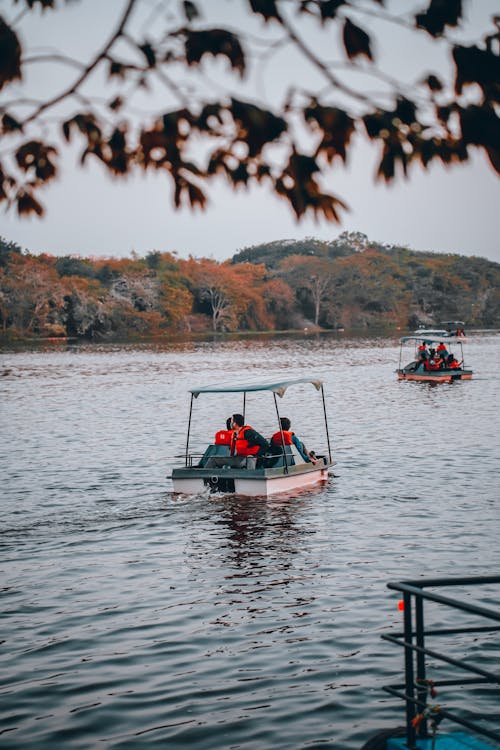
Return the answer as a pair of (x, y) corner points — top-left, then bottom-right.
(0, 0), (498, 220)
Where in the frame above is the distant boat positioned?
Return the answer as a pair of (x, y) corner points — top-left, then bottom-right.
(413, 320), (467, 340)
(170, 377), (335, 497)
(396, 335), (473, 383)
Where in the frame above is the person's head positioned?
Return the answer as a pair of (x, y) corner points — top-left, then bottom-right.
(232, 413), (244, 427)
(226, 417), (233, 430)
(280, 417), (291, 430)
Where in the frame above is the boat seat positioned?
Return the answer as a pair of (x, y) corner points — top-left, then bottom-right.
(263, 444), (306, 468)
(205, 455), (246, 469)
(198, 444), (231, 467)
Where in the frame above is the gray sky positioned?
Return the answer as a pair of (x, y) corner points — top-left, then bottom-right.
(1, 0), (499, 262)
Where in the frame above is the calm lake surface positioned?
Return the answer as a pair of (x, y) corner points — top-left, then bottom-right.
(1, 333), (499, 749)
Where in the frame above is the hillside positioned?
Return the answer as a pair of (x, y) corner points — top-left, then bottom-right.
(1, 233), (499, 340)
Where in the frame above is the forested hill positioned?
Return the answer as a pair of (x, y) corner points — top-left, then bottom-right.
(1, 232), (499, 341)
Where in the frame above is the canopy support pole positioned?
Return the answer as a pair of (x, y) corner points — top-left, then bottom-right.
(185, 393), (194, 466)
(321, 384), (332, 462)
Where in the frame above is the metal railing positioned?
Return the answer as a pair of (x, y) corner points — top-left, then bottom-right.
(382, 576), (500, 749)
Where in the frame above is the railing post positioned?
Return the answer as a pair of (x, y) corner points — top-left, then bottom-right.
(403, 591), (417, 749)
(415, 593), (428, 738)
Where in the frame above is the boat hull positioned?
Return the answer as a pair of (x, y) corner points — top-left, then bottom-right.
(397, 369), (472, 383)
(171, 461), (333, 497)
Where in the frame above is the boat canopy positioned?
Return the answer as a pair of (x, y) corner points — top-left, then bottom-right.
(190, 377), (323, 398)
(400, 335), (464, 345)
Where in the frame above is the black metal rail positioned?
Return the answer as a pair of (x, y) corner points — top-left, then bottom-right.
(382, 576), (500, 749)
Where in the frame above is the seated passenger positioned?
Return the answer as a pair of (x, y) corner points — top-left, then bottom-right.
(446, 353), (461, 369)
(417, 341), (428, 360)
(425, 358), (440, 371)
(436, 342), (448, 358)
(214, 417), (236, 451)
(270, 417), (317, 464)
(232, 414), (269, 458)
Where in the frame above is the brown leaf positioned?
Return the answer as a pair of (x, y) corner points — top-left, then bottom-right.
(453, 45), (500, 99)
(230, 98), (287, 157)
(248, 0), (282, 22)
(183, 29), (246, 77)
(0, 17), (22, 91)
(15, 140), (58, 182)
(342, 18), (373, 62)
(183, 1), (200, 22)
(16, 190), (44, 217)
(458, 103), (500, 174)
(416, 0), (462, 38)
(425, 74), (443, 91)
(318, 0), (346, 24)
(139, 41), (156, 68)
(304, 103), (355, 163)
(1, 112), (23, 133)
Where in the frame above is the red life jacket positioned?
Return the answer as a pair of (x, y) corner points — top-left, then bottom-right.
(449, 359), (460, 369)
(215, 429), (235, 446)
(271, 430), (293, 447)
(234, 425), (260, 456)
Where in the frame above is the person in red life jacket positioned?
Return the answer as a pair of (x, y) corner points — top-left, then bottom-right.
(416, 342), (428, 367)
(436, 341), (448, 359)
(214, 417), (236, 452)
(231, 414), (269, 458)
(270, 417), (317, 464)
(446, 353), (461, 369)
(424, 357), (440, 371)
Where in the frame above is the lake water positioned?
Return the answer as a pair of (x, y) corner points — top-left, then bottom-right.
(1, 333), (499, 749)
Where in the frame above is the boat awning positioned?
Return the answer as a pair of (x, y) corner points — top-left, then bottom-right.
(190, 377), (323, 398)
(400, 335), (464, 345)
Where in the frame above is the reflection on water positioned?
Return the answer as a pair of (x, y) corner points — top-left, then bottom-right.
(0, 333), (499, 749)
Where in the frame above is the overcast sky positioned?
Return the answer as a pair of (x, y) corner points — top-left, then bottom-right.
(1, 0), (499, 263)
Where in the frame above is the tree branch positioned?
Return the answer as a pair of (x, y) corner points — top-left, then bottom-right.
(20, 0), (138, 127)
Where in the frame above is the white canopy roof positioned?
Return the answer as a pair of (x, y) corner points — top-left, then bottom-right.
(190, 377), (323, 398)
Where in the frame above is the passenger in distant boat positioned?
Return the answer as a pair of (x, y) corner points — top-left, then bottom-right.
(417, 342), (428, 361)
(232, 414), (270, 458)
(446, 353), (461, 369)
(456, 327), (465, 336)
(424, 357), (440, 371)
(270, 417), (317, 464)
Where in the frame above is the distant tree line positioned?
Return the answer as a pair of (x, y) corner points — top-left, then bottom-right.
(0, 233), (499, 340)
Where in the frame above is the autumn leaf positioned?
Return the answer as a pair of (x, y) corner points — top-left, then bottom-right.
(416, 0), (462, 38)
(458, 104), (500, 174)
(183, 28), (246, 77)
(248, 0), (282, 23)
(342, 18), (373, 62)
(230, 99), (287, 157)
(15, 141), (58, 181)
(0, 17), (22, 90)
(453, 45), (500, 98)
(138, 41), (156, 68)
(304, 103), (355, 163)
(16, 190), (44, 217)
(1, 112), (23, 133)
(183, 1), (200, 22)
